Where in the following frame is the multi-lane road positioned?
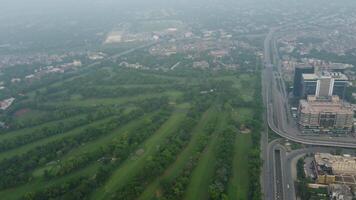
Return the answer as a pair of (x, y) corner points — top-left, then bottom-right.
(263, 28), (356, 148)
(261, 28), (356, 200)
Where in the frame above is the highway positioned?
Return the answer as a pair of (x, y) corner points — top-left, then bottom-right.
(261, 27), (356, 200)
(274, 148), (284, 200)
(262, 28), (356, 148)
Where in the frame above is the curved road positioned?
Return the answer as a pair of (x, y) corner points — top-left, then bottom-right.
(262, 28), (356, 148)
(261, 28), (356, 200)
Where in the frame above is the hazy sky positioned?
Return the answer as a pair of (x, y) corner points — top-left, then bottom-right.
(2, 0), (356, 21)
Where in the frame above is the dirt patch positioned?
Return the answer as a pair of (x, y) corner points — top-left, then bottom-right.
(240, 125), (251, 134)
(14, 108), (31, 117)
(136, 148), (145, 156)
(240, 128), (251, 134)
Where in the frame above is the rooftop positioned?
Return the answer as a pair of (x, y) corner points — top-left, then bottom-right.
(299, 96), (353, 114)
(315, 153), (356, 175)
(302, 71), (348, 81)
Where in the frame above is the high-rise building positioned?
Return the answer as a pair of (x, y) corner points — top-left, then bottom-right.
(301, 74), (318, 97)
(331, 72), (348, 99)
(298, 96), (353, 134)
(293, 66), (315, 97)
(301, 72), (349, 99)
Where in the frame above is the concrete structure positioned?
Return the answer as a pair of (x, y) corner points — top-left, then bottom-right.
(328, 184), (353, 200)
(316, 174), (336, 185)
(301, 74), (318, 97)
(301, 72), (348, 99)
(293, 65), (314, 97)
(332, 72), (349, 99)
(298, 96), (353, 134)
(0, 98), (15, 110)
(314, 153), (356, 175)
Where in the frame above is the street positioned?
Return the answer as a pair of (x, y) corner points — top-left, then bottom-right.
(261, 27), (356, 200)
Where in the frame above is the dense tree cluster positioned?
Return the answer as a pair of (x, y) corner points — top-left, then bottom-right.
(6, 107), (93, 130)
(0, 97), (168, 189)
(208, 126), (236, 200)
(48, 107), (172, 178)
(295, 158), (312, 199)
(21, 109), (173, 200)
(110, 109), (202, 200)
(159, 120), (218, 200)
(0, 116), (88, 152)
(22, 166), (111, 200)
(69, 86), (164, 99)
(0, 111), (135, 189)
(247, 70), (263, 200)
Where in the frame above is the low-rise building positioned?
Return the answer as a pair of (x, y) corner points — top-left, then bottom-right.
(314, 153), (356, 175)
(328, 184), (353, 200)
(298, 96), (353, 134)
(0, 98), (15, 110)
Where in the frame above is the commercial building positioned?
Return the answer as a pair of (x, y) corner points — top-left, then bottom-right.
(301, 74), (318, 97)
(301, 72), (349, 99)
(298, 96), (353, 134)
(332, 72), (349, 99)
(293, 65), (315, 97)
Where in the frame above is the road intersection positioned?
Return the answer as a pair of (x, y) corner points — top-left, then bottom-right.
(261, 28), (356, 200)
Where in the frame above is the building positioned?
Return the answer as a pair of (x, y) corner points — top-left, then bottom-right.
(298, 96), (353, 134)
(312, 153), (356, 186)
(0, 98), (15, 110)
(332, 72), (349, 99)
(328, 184), (353, 200)
(293, 65), (315, 97)
(301, 72), (349, 99)
(301, 74), (318, 97)
(314, 153), (356, 175)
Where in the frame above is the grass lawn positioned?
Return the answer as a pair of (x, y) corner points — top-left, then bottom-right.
(137, 107), (218, 200)
(228, 134), (252, 200)
(92, 105), (189, 200)
(232, 107), (254, 124)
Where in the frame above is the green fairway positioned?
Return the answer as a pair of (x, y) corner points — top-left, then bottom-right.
(228, 134), (253, 200)
(42, 91), (182, 108)
(232, 107), (254, 123)
(0, 64), (262, 200)
(92, 106), (189, 200)
(32, 112), (158, 177)
(0, 114), (86, 141)
(183, 113), (227, 200)
(0, 115), (118, 161)
(137, 107), (217, 200)
(62, 113), (156, 159)
(0, 160), (101, 200)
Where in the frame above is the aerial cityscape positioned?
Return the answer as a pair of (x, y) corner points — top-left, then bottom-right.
(1, 0), (356, 199)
